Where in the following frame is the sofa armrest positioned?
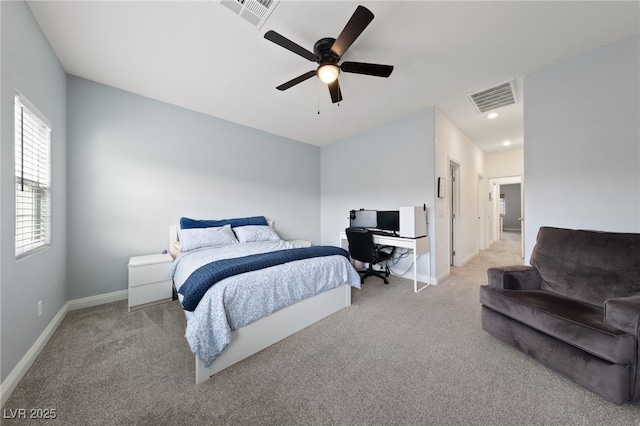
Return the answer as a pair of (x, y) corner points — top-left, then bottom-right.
(604, 294), (640, 336)
(487, 265), (542, 290)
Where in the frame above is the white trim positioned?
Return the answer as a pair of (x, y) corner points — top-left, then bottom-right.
(436, 270), (451, 284)
(14, 94), (52, 258)
(15, 91), (52, 128)
(461, 251), (479, 267)
(0, 289), (128, 406)
(0, 302), (68, 407)
(415, 272), (434, 285)
(68, 289), (128, 311)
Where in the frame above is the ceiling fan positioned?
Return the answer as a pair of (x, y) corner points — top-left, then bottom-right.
(264, 5), (394, 104)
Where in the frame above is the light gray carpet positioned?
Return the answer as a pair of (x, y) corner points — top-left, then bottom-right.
(4, 234), (640, 425)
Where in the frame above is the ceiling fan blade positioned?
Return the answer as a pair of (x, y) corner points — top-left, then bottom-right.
(331, 5), (374, 58)
(341, 61), (394, 77)
(264, 30), (318, 62)
(328, 79), (343, 103)
(276, 70), (317, 91)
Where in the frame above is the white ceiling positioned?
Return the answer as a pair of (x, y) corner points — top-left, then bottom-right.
(27, 1), (639, 151)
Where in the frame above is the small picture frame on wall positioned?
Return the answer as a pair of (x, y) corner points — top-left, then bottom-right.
(438, 177), (446, 198)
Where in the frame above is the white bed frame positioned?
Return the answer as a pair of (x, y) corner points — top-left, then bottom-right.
(169, 225), (352, 384)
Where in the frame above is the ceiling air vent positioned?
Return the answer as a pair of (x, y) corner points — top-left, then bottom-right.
(468, 79), (518, 113)
(220, 0), (280, 29)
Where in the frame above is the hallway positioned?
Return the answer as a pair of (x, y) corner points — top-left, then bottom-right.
(450, 231), (523, 285)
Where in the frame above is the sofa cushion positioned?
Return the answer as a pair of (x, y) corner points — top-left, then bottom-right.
(529, 227), (640, 306)
(480, 286), (636, 364)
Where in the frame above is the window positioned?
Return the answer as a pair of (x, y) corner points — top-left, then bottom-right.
(15, 94), (51, 258)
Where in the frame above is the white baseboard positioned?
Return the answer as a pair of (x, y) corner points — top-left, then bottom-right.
(436, 270), (451, 284)
(0, 289), (129, 407)
(461, 251), (479, 267)
(0, 302), (68, 407)
(68, 289), (128, 311)
(416, 272), (436, 285)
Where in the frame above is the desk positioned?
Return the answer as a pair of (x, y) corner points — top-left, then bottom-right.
(339, 232), (430, 293)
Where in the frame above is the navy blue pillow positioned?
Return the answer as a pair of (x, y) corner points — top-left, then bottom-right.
(180, 216), (268, 229)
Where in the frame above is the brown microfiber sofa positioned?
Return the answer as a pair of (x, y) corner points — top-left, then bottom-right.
(480, 227), (640, 404)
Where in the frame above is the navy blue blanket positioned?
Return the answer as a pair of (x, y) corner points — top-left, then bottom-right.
(178, 246), (350, 311)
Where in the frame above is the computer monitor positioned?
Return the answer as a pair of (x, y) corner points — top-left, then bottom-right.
(350, 210), (377, 228)
(376, 210), (400, 233)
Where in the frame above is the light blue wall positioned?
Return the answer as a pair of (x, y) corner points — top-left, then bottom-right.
(1, 1), (68, 382)
(66, 76), (321, 299)
(6, 0), (637, 393)
(524, 35), (640, 259)
(320, 108), (436, 281)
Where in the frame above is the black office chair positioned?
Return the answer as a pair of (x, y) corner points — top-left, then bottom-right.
(345, 227), (394, 284)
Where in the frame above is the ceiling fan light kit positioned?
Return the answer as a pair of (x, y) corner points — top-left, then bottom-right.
(264, 5), (394, 103)
(317, 64), (340, 84)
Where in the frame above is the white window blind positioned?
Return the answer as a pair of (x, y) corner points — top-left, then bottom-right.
(15, 94), (51, 258)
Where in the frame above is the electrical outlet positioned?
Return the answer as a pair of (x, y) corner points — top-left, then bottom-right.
(37, 300), (43, 318)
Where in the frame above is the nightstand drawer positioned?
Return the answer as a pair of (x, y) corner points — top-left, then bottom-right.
(129, 280), (172, 308)
(128, 262), (171, 287)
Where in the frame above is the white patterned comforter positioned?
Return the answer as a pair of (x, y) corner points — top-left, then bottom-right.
(170, 240), (361, 367)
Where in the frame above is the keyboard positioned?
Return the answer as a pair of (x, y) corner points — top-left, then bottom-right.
(369, 229), (397, 237)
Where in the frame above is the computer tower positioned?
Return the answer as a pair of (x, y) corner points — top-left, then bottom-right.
(399, 206), (427, 238)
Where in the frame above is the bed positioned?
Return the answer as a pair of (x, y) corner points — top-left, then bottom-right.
(169, 216), (361, 384)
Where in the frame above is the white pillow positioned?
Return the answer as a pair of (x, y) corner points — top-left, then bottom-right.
(178, 224), (238, 252)
(234, 225), (281, 243)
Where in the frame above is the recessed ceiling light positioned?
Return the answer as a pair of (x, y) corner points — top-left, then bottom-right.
(487, 112), (498, 119)
(503, 140), (511, 146)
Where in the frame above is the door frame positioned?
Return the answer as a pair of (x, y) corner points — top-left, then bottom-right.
(449, 158), (461, 267)
(477, 174), (486, 251)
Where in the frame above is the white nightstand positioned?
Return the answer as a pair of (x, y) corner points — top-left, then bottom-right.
(128, 253), (173, 311)
(287, 240), (312, 247)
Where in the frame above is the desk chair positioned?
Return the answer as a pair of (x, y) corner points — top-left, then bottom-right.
(345, 227), (394, 284)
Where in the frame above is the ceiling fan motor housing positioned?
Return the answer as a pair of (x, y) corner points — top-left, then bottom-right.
(314, 37), (339, 64)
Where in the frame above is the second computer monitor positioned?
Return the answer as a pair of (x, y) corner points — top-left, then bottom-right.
(376, 210), (400, 233)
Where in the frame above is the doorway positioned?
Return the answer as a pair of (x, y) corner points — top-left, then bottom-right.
(488, 176), (523, 259)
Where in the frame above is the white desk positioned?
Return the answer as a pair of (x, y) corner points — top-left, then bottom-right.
(339, 232), (430, 293)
